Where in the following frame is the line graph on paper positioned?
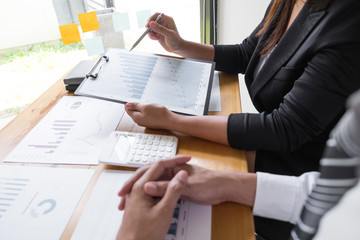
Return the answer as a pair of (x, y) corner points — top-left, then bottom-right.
(4, 96), (125, 165)
(76, 112), (105, 146)
(143, 57), (209, 111)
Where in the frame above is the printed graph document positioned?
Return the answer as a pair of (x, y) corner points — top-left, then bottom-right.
(71, 170), (211, 240)
(0, 165), (94, 240)
(75, 48), (215, 116)
(4, 96), (125, 165)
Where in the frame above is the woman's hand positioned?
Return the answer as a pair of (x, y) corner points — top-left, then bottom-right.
(146, 12), (184, 54)
(117, 156), (190, 240)
(125, 102), (176, 130)
(145, 12), (215, 60)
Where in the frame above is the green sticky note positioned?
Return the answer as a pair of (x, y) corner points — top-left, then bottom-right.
(136, 10), (151, 28)
(112, 12), (130, 32)
(84, 37), (104, 56)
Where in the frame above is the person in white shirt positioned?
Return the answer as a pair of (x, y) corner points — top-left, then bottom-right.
(117, 90), (360, 240)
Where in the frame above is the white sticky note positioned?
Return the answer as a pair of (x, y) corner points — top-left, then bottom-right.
(84, 37), (104, 56)
(112, 12), (130, 32)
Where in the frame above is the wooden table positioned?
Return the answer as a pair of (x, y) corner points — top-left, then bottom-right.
(0, 72), (254, 240)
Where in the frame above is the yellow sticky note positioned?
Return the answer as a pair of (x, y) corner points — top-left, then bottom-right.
(59, 24), (81, 45)
(78, 11), (100, 33)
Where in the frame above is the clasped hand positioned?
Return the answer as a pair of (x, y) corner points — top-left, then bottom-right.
(117, 156), (230, 240)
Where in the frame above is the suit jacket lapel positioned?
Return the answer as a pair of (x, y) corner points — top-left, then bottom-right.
(247, 6), (327, 98)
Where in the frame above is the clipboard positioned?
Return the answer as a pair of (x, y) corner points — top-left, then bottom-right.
(74, 48), (215, 116)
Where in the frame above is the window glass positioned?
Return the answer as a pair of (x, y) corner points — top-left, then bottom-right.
(0, 0), (200, 130)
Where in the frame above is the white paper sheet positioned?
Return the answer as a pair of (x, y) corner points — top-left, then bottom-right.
(0, 165), (94, 240)
(238, 74), (258, 113)
(208, 71), (221, 112)
(71, 170), (211, 240)
(4, 96), (125, 165)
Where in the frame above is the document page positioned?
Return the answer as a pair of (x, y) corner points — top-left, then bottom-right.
(71, 170), (211, 240)
(75, 48), (215, 116)
(4, 96), (125, 165)
(0, 165), (94, 240)
(208, 71), (221, 111)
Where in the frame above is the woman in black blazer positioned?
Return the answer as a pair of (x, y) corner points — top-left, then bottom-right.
(125, 0), (360, 238)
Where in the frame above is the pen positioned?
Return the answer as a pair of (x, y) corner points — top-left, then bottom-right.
(129, 13), (163, 52)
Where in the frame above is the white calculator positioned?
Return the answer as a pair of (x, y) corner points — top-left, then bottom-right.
(99, 131), (178, 167)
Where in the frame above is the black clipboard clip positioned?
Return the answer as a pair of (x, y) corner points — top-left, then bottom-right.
(86, 55), (109, 79)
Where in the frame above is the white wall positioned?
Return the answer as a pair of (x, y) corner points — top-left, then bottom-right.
(0, 0), (60, 50)
(217, 0), (268, 44)
(217, 0), (269, 113)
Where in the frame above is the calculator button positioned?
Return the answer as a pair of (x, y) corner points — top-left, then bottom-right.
(101, 131), (178, 167)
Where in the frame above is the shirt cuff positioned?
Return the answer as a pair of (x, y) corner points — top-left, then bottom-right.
(253, 171), (319, 224)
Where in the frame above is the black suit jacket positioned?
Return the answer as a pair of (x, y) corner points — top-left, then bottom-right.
(213, 0), (360, 239)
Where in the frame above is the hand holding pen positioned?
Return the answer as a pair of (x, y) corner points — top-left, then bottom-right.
(130, 12), (184, 53)
(130, 13), (163, 51)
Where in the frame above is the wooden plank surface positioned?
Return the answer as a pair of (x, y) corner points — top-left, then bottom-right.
(0, 71), (254, 240)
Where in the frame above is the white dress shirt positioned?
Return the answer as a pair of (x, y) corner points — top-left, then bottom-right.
(253, 171), (319, 224)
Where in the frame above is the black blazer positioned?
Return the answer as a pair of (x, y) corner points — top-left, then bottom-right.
(213, 0), (360, 239)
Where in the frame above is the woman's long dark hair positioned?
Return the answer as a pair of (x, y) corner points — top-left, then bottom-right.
(257, 0), (332, 58)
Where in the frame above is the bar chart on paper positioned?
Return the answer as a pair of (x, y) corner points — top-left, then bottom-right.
(27, 119), (77, 155)
(4, 96), (125, 165)
(0, 165), (94, 240)
(0, 177), (29, 219)
(88, 52), (158, 100)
